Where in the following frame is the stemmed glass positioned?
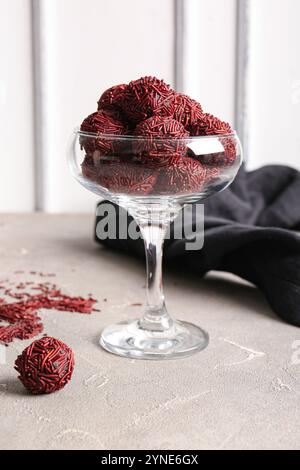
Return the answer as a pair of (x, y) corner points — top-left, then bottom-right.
(68, 130), (242, 359)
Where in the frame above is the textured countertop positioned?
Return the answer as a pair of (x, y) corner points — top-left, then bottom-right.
(0, 213), (299, 450)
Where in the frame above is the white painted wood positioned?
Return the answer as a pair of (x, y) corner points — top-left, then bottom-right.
(235, 0), (250, 160)
(247, 0), (300, 170)
(182, 0), (237, 126)
(2, 0), (299, 213)
(175, 0), (185, 92)
(39, 0), (175, 213)
(0, 0), (34, 212)
(32, 0), (47, 211)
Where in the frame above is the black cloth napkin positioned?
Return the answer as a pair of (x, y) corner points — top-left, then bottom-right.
(95, 164), (300, 326)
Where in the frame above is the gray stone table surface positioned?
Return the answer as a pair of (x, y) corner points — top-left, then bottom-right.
(0, 213), (299, 450)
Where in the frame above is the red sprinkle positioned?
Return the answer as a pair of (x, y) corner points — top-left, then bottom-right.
(122, 76), (175, 124)
(172, 92), (203, 130)
(133, 116), (189, 157)
(97, 83), (128, 115)
(80, 110), (128, 155)
(15, 336), (74, 394)
(82, 158), (157, 195)
(189, 113), (232, 136)
(156, 157), (207, 194)
(0, 278), (98, 345)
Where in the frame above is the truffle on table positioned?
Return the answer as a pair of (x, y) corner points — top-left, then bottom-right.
(15, 336), (74, 395)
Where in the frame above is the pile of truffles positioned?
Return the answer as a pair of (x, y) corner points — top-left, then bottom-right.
(80, 76), (236, 195)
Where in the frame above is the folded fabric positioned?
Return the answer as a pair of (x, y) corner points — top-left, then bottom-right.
(95, 165), (300, 326)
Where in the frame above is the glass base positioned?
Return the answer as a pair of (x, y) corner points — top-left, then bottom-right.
(100, 319), (209, 360)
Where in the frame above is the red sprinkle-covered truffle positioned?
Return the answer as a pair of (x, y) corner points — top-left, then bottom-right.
(172, 93), (203, 130)
(122, 76), (175, 124)
(97, 83), (128, 111)
(156, 157), (207, 194)
(15, 336), (74, 395)
(133, 116), (189, 156)
(198, 137), (237, 167)
(134, 115), (189, 138)
(220, 137), (237, 165)
(82, 158), (157, 195)
(80, 110), (127, 155)
(190, 113), (232, 136)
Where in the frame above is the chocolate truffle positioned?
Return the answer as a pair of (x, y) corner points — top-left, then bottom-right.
(122, 76), (175, 124)
(133, 115), (189, 157)
(198, 137), (237, 167)
(15, 336), (74, 395)
(82, 158), (157, 195)
(172, 93), (203, 129)
(190, 112), (232, 136)
(156, 157), (207, 194)
(80, 110), (127, 155)
(97, 83), (128, 111)
(220, 137), (237, 165)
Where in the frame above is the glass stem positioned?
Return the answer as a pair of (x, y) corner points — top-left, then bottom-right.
(137, 219), (172, 332)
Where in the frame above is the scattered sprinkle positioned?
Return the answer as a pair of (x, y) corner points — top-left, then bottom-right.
(0, 274), (99, 345)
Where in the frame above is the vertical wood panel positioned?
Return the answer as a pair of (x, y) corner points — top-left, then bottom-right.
(182, 0), (237, 126)
(174, 0), (185, 92)
(0, 0), (34, 212)
(37, 0), (175, 213)
(235, 0), (250, 160)
(32, 0), (47, 211)
(247, 0), (300, 170)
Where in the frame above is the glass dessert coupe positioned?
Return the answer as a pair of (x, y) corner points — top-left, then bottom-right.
(68, 130), (242, 360)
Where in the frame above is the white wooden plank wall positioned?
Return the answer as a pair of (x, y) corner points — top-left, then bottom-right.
(0, 0), (299, 213)
(0, 0), (35, 211)
(36, 0), (175, 213)
(246, 0), (300, 170)
(181, 0), (238, 125)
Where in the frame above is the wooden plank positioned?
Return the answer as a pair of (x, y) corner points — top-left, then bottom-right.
(0, 0), (34, 211)
(36, 0), (175, 212)
(181, 0), (238, 125)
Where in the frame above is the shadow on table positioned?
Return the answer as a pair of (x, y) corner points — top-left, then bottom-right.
(99, 245), (279, 325)
(62, 235), (279, 324)
(181, 271), (278, 322)
(0, 377), (28, 396)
